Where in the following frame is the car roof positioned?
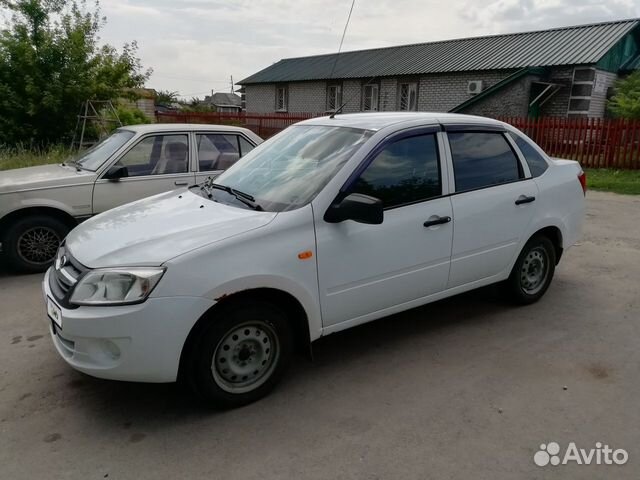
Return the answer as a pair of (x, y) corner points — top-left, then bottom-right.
(118, 123), (254, 134)
(298, 112), (506, 131)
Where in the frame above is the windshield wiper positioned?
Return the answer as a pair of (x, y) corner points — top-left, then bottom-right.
(202, 181), (263, 211)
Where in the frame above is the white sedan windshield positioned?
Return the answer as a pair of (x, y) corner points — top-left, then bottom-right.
(213, 125), (373, 212)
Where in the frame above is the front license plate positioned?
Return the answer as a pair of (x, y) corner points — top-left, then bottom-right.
(47, 296), (62, 329)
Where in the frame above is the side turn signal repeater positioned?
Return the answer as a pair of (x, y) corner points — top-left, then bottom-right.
(297, 250), (313, 260)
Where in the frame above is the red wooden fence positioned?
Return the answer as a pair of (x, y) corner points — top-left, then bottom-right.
(157, 112), (640, 169)
(500, 117), (640, 169)
(156, 111), (318, 139)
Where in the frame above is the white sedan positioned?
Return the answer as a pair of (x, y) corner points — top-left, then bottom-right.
(0, 124), (262, 272)
(43, 112), (585, 408)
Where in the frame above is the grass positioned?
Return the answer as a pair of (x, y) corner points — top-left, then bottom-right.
(0, 146), (71, 171)
(585, 168), (640, 195)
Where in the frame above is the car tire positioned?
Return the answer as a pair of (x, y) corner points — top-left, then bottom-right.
(3, 215), (70, 273)
(188, 301), (293, 408)
(506, 234), (556, 305)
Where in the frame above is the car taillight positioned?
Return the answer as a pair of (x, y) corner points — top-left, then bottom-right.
(578, 171), (587, 195)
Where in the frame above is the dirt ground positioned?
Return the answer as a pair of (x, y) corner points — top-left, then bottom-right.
(1, 190), (639, 479)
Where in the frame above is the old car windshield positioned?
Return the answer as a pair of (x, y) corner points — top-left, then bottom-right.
(72, 129), (135, 171)
(212, 125), (373, 212)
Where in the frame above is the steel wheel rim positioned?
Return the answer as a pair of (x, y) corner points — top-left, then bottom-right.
(212, 321), (280, 394)
(520, 246), (549, 295)
(17, 227), (60, 265)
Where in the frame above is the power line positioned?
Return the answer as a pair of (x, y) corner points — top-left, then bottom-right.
(328, 0), (356, 81)
(151, 73), (232, 83)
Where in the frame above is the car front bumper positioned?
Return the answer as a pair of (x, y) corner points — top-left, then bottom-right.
(42, 268), (216, 383)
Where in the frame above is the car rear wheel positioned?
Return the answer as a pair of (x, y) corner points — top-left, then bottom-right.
(3, 215), (70, 273)
(188, 301), (293, 408)
(506, 234), (556, 305)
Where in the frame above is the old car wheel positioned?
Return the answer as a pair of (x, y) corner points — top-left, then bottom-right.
(507, 234), (556, 305)
(189, 301), (293, 408)
(3, 216), (70, 273)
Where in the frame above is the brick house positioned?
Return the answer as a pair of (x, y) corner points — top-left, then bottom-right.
(238, 19), (640, 118)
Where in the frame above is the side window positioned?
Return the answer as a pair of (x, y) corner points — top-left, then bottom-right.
(115, 134), (188, 176)
(449, 132), (521, 192)
(239, 137), (255, 156)
(508, 132), (549, 177)
(351, 134), (441, 208)
(197, 134), (240, 172)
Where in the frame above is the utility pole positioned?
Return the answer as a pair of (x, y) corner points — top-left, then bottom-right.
(230, 75), (234, 94)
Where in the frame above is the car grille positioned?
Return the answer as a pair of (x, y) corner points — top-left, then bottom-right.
(48, 244), (87, 309)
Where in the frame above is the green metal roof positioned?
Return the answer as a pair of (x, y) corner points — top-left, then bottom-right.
(239, 19), (639, 84)
(624, 55), (640, 70)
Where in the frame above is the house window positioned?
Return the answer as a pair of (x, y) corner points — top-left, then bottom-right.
(326, 84), (342, 111)
(398, 82), (418, 111)
(276, 85), (288, 112)
(362, 84), (379, 111)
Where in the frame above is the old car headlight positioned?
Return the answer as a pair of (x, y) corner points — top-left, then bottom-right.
(69, 268), (165, 306)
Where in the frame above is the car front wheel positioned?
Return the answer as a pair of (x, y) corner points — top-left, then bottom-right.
(188, 301), (293, 408)
(506, 234), (556, 305)
(3, 215), (70, 273)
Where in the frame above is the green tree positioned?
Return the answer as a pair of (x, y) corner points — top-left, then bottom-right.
(155, 89), (179, 105)
(608, 72), (640, 119)
(0, 0), (151, 146)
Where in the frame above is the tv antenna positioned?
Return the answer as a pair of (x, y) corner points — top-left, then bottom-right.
(329, 0), (356, 119)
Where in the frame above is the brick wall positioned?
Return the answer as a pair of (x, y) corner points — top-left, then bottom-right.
(379, 78), (398, 111)
(465, 74), (540, 118)
(418, 70), (515, 112)
(245, 84), (275, 113)
(342, 80), (362, 113)
(289, 81), (326, 112)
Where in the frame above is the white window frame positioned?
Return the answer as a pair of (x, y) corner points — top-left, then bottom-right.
(398, 82), (418, 111)
(276, 85), (288, 112)
(326, 84), (342, 112)
(362, 84), (379, 111)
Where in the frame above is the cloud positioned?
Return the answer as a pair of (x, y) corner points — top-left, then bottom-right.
(458, 0), (638, 32)
(96, 0), (639, 97)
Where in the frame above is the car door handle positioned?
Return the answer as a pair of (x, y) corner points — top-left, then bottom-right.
(515, 195), (536, 205)
(174, 181), (188, 186)
(423, 216), (451, 228)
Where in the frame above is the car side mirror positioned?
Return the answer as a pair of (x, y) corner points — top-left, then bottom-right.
(324, 193), (384, 225)
(104, 164), (128, 181)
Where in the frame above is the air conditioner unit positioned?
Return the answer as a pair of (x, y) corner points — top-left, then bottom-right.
(467, 80), (484, 95)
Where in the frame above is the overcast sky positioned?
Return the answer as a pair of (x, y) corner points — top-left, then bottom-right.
(98, 0), (640, 98)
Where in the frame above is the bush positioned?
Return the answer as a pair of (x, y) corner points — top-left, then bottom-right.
(608, 72), (640, 119)
(112, 105), (151, 127)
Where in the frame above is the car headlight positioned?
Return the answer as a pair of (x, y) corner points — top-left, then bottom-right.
(69, 268), (165, 306)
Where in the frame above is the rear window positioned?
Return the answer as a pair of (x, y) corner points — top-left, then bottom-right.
(508, 132), (549, 177)
(449, 132), (522, 192)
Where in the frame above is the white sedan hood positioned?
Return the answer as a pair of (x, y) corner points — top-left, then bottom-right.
(65, 189), (277, 268)
(0, 163), (94, 193)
